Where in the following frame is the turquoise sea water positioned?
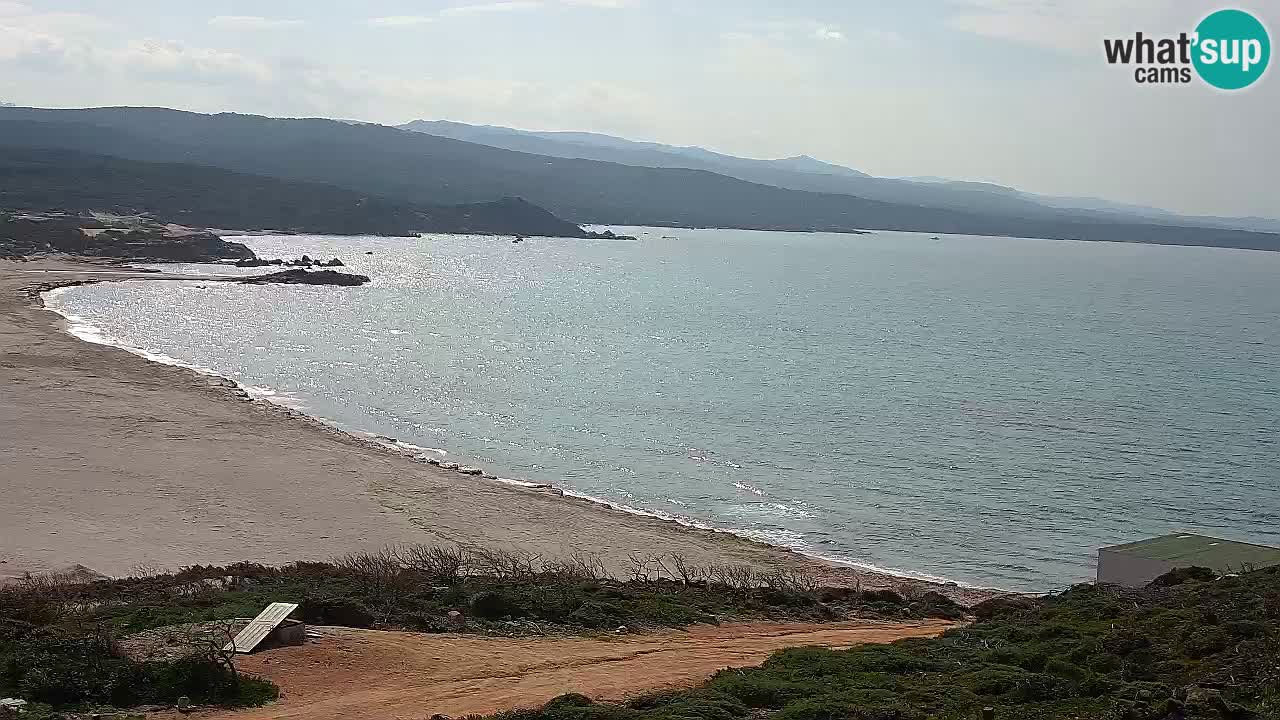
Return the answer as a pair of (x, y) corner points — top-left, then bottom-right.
(47, 228), (1280, 591)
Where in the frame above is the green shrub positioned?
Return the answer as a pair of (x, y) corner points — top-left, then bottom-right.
(477, 566), (1280, 720)
(772, 697), (901, 720)
(707, 670), (809, 708)
(1148, 566), (1217, 587)
(568, 601), (627, 628)
(910, 591), (966, 620)
(544, 693), (596, 711)
(1043, 657), (1088, 684)
(971, 595), (1041, 621)
(627, 690), (746, 720)
(1182, 627), (1230, 659)
(1010, 672), (1068, 702)
(1224, 619), (1266, 638)
(302, 596), (375, 627)
(859, 590), (904, 605)
(1, 627), (276, 709)
(965, 668), (1025, 695)
(470, 591), (519, 619)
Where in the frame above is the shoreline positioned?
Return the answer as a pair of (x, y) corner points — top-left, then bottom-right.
(44, 279), (985, 592)
(2, 257), (1005, 603)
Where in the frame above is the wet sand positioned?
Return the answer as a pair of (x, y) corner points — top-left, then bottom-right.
(0, 258), (995, 602)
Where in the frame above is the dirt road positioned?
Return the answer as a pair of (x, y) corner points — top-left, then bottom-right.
(193, 620), (953, 720)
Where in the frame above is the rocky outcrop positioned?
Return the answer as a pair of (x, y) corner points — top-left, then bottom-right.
(583, 228), (638, 241)
(238, 269), (370, 286)
(235, 256), (345, 268)
(0, 214), (256, 262)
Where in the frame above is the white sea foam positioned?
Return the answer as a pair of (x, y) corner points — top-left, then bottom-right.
(44, 288), (305, 414)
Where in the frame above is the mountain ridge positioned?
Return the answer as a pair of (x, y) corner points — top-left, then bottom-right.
(400, 118), (1279, 234)
(2, 106), (1277, 251)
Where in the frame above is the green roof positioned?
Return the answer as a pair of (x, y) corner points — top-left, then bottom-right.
(1102, 533), (1280, 573)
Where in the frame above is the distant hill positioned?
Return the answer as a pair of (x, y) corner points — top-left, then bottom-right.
(405, 121), (872, 179)
(0, 145), (590, 237)
(2, 106), (1278, 251)
(403, 119), (1280, 235)
(397, 120), (1122, 221)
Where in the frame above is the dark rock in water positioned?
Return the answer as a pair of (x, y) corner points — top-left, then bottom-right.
(239, 269), (370, 286)
(242, 256), (344, 268)
(365, 250), (374, 255)
(583, 228), (638, 241)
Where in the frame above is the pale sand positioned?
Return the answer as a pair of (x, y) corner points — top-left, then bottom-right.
(0, 258), (994, 602)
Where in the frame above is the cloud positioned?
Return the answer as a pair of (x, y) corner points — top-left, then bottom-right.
(0, 23), (70, 66)
(731, 19), (861, 45)
(0, 4), (271, 87)
(208, 15), (303, 30)
(945, 0), (1180, 55)
(560, 0), (632, 7)
(441, 2), (543, 16)
(366, 15), (435, 27)
(862, 28), (907, 47)
(115, 39), (272, 84)
(371, 0), (626, 25)
(0, 2), (112, 69)
(0, 1), (112, 35)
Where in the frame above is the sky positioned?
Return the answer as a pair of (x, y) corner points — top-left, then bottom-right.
(0, 0), (1275, 218)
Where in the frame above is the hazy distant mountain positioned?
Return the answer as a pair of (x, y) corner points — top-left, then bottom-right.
(903, 176), (1177, 218)
(399, 120), (1146, 222)
(768, 154), (870, 178)
(2, 106), (1277, 251)
(403, 120), (1279, 234)
(401, 119), (873, 180)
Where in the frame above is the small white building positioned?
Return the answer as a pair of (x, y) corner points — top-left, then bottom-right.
(1097, 533), (1280, 588)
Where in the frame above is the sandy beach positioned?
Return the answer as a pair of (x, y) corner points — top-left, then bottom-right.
(0, 258), (993, 602)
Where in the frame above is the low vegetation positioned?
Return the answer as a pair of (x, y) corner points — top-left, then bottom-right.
(0, 545), (960, 714)
(494, 565), (1280, 720)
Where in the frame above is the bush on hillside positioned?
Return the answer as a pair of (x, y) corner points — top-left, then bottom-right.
(1149, 565), (1218, 587)
(0, 545), (969, 713)
(483, 566), (1280, 720)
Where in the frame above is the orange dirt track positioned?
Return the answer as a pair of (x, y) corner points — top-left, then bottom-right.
(188, 619), (954, 720)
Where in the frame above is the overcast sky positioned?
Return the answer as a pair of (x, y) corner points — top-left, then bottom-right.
(1, 0), (1275, 217)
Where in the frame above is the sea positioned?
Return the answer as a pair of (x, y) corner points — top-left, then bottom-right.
(43, 227), (1280, 592)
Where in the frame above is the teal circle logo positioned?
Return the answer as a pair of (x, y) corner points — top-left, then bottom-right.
(1193, 9), (1270, 90)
